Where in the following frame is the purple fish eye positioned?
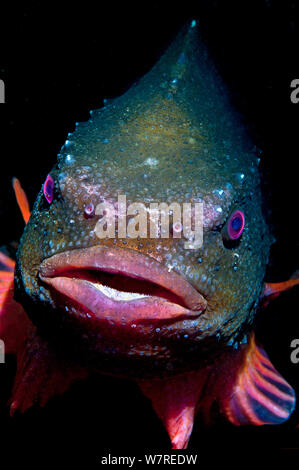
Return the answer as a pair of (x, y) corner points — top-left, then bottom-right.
(227, 210), (245, 240)
(43, 174), (54, 204)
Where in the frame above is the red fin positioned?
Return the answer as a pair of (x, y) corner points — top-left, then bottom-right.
(137, 371), (207, 449)
(0, 251), (88, 413)
(10, 331), (89, 415)
(262, 271), (299, 302)
(221, 335), (296, 426)
(12, 177), (31, 224)
(0, 251), (15, 272)
(0, 252), (32, 355)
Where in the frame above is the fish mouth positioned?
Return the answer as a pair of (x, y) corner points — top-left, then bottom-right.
(39, 245), (207, 327)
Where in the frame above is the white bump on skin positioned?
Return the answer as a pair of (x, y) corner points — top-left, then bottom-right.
(144, 157), (159, 167)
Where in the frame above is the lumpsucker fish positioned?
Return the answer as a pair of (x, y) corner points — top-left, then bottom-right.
(1, 20), (299, 449)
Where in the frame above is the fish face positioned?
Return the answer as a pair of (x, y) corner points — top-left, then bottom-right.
(14, 22), (271, 377)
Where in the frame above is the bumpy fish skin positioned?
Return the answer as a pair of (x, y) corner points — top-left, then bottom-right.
(14, 21), (271, 377)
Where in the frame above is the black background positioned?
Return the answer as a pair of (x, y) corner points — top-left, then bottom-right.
(0, 0), (299, 465)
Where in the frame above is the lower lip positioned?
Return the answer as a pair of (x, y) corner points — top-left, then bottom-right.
(41, 275), (203, 327)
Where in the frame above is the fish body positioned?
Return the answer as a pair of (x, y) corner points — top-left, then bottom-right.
(14, 22), (270, 374)
(0, 20), (298, 448)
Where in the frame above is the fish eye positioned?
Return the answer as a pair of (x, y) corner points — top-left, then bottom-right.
(227, 210), (245, 239)
(43, 174), (54, 204)
(222, 210), (245, 246)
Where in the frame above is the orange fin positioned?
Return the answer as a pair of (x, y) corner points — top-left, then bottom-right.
(12, 177), (31, 224)
(137, 370), (207, 449)
(262, 271), (299, 300)
(220, 335), (296, 426)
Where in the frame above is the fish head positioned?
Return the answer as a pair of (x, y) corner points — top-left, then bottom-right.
(14, 22), (271, 377)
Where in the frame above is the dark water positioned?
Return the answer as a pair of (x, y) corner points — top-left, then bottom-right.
(0, 2), (298, 464)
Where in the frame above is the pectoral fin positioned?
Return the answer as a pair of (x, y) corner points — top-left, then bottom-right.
(10, 330), (89, 415)
(220, 335), (296, 426)
(0, 250), (88, 415)
(0, 251), (32, 355)
(262, 271), (299, 306)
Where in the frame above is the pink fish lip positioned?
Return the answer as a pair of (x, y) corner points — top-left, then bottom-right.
(39, 245), (207, 326)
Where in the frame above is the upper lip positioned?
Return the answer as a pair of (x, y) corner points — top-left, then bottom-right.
(39, 245), (207, 326)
